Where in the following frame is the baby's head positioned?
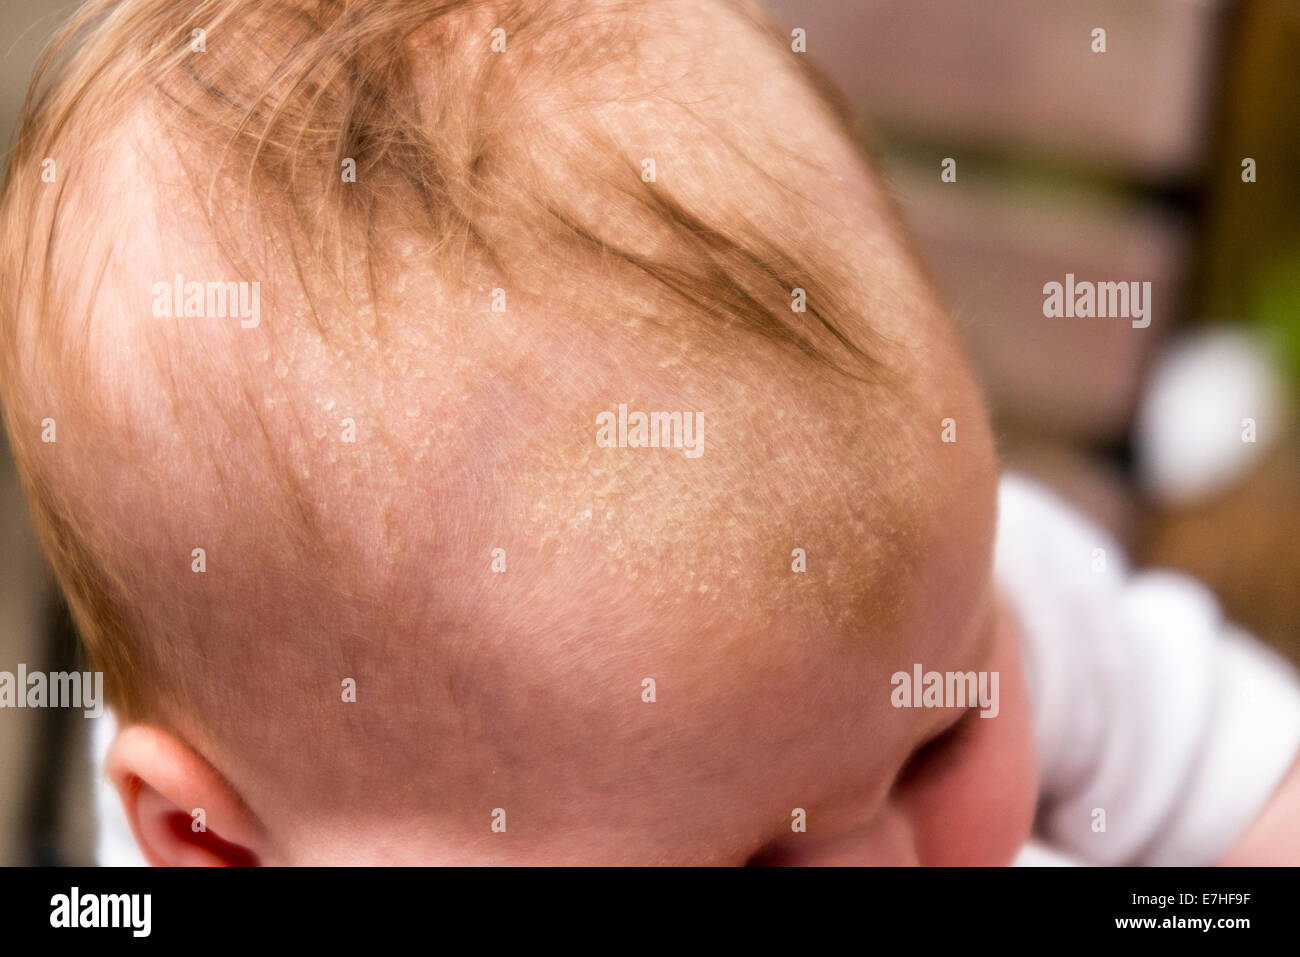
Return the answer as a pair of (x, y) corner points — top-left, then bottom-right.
(0, 0), (1034, 864)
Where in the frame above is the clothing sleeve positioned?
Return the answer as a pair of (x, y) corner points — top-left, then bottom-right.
(996, 473), (1300, 865)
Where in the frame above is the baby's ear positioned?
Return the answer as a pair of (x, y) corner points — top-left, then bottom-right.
(105, 725), (264, 866)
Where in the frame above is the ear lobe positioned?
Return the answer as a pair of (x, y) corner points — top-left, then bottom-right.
(106, 725), (264, 867)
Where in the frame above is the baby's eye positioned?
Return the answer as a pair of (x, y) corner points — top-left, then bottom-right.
(896, 707), (978, 781)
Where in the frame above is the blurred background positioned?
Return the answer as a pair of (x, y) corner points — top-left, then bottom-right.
(2, 0), (1299, 863)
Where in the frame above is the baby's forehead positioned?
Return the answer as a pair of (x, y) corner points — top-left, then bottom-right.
(3, 0), (1001, 838)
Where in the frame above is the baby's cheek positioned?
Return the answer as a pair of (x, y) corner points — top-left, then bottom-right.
(899, 619), (1039, 864)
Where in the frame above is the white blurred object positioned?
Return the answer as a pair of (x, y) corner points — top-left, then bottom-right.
(1136, 326), (1290, 506)
(1013, 840), (1082, 866)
